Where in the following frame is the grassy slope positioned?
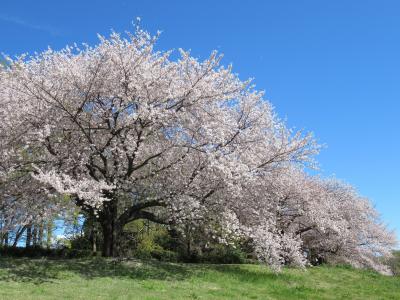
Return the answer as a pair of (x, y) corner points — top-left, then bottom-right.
(0, 258), (399, 300)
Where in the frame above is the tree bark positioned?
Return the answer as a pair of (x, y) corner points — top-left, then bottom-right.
(12, 226), (26, 247)
(26, 225), (32, 248)
(3, 232), (8, 247)
(46, 221), (53, 249)
(38, 223), (44, 247)
(32, 225), (38, 247)
(0, 222), (3, 247)
(101, 218), (121, 257)
(101, 221), (113, 257)
(100, 200), (121, 257)
(92, 225), (97, 254)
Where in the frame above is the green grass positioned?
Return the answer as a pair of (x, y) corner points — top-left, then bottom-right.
(0, 258), (399, 299)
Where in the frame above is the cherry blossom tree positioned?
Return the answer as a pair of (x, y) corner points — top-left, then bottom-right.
(0, 27), (317, 257)
(251, 167), (397, 273)
(0, 26), (396, 272)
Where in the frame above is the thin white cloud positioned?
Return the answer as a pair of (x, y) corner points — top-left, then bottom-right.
(0, 14), (60, 36)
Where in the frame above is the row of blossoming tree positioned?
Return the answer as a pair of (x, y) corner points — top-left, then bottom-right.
(0, 27), (396, 273)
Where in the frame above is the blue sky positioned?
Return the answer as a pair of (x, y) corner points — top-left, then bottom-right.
(1, 0), (399, 240)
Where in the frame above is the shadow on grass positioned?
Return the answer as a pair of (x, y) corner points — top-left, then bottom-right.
(0, 258), (290, 285)
(0, 258), (191, 284)
(214, 264), (298, 285)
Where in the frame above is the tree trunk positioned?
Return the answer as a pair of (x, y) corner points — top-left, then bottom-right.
(0, 223), (3, 247)
(3, 232), (8, 247)
(32, 225), (38, 247)
(38, 223), (44, 247)
(101, 221), (113, 257)
(90, 219), (98, 255)
(101, 218), (121, 257)
(46, 221), (53, 249)
(100, 200), (121, 257)
(12, 226), (26, 247)
(92, 226), (97, 254)
(26, 225), (32, 248)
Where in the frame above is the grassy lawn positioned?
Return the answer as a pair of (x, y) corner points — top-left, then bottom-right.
(0, 258), (399, 299)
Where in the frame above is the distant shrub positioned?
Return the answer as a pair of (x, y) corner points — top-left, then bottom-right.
(69, 235), (92, 251)
(118, 220), (178, 262)
(134, 235), (158, 259)
(0, 246), (94, 258)
(200, 245), (247, 264)
(149, 248), (179, 262)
